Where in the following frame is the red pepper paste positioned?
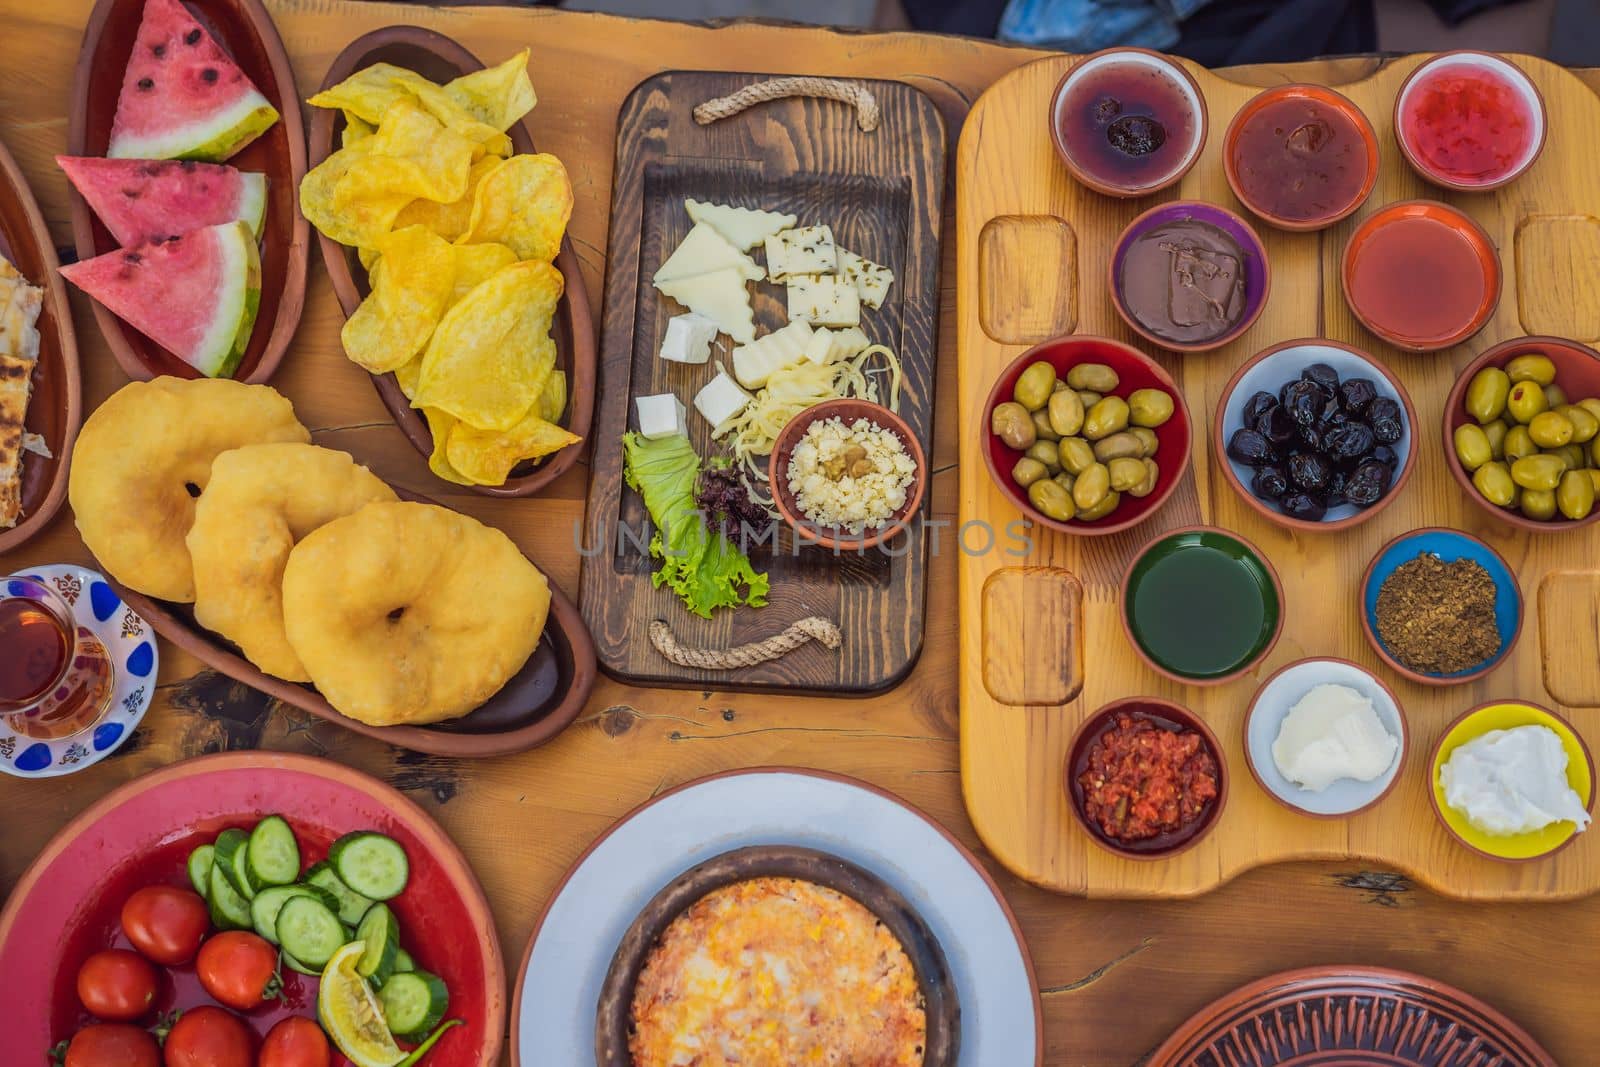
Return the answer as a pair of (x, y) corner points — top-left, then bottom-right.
(1078, 713), (1219, 842)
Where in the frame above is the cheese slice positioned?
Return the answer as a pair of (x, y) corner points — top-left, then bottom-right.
(827, 326), (872, 362)
(787, 273), (860, 327)
(659, 312), (719, 365)
(655, 222), (763, 284)
(765, 225), (838, 281)
(837, 248), (895, 310)
(635, 393), (688, 439)
(685, 198), (797, 251)
(731, 321), (815, 389)
(800, 327), (835, 366)
(694, 371), (752, 430)
(654, 268), (756, 343)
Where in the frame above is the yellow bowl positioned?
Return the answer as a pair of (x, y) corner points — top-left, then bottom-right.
(1429, 701), (1595, 861)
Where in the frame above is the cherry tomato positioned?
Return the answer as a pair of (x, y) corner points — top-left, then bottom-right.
(60, 1022), (161, 1067)
(121, 886), (209, 966)
(76, 948), (160, 1021)
(162, 1005), (254, 1067)
(258, 1017), (331, 1067)
(195, 931), (281, 1012)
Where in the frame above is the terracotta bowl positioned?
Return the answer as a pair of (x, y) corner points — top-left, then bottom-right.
(1395, 50), (1548, 193)
(980, 335), (1192, 537)
(1065, 697), (1228, 860)
(1214, 338), (1417, 532)
(1048, 47), (1208, 198)
(770, 398), (926, 552)
(1222, 83), (1379, 231)
(1443, 336), (1600, 532)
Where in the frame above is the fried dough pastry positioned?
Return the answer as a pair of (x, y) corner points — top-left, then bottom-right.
(281, 501), (550, 726)
(187, 444), (396, 682)
(69, 377), (309, 602)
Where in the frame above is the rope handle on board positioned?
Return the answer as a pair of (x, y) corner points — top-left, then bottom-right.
(649, 616), (843, 670)
(693, 77), (881, 132)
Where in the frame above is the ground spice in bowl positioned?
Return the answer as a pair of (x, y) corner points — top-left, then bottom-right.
(1374, 554), (1502, 674)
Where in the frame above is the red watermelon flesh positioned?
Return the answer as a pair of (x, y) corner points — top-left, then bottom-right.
(58, 156), (267, 247)
(108, 0), (279, 163)
(59, 221), (261, 378)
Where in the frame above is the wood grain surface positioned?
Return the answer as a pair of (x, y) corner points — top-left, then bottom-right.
(3, 3), (1600, 1063)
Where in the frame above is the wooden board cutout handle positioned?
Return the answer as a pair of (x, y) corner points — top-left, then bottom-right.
(694, 77), (882, 131)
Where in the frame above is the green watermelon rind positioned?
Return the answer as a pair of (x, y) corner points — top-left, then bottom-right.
(190, 221), (262, 378)
(237, 172), (268, 239)
(108, 92), (279, 164)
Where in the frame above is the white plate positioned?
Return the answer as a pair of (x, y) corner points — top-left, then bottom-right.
(512, 768), (1041, 1066)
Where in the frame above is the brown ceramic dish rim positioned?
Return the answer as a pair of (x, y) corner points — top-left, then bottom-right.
(1047, 46), (1210, 199)
(1242, 656), (1409, 820)
(1222, 83), (1380, 231)
(1212, 337), (1419, 532)
(1357, 525), (1525, 687)
(308, 25), (597, 499)
(1339, 199), (1502, 353)
(1118, 523), (1286, 687)
(67, 0), (309, 386)
(979, 335), (1194, 537)
(1064, 696), (1230, 861)
(1393, 50), (1550, 193)
(1441, 335), (1600, 532)
(508, 766), (1046, 1067)
(1426, 700), (1596, 865)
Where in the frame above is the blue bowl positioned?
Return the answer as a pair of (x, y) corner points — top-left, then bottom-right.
(1360, 527), (1522, 685)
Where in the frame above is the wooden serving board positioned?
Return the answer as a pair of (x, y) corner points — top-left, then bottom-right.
(957, 52), (1600, 900)
(580, 70), (946, 694)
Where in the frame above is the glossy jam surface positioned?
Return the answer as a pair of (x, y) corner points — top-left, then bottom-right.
(1058, 61), (1197, 191)
(1347, 216), (1488, 344)
(1401, 64), (1536, 185)
(1232, 95), (1370, 222)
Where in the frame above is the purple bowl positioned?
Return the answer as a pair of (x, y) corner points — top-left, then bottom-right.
(1108, 200), (1272, 353)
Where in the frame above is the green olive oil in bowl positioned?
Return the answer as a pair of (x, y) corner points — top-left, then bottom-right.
(1122, 528), (1283, 684)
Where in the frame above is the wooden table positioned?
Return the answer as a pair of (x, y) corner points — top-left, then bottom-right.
(1, 4), (1595, 1062)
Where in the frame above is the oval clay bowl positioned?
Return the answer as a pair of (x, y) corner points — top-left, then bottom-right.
(1395, 50), (1548, 193)
(981, 335), (1192, 537)
(1214, 338), (1417, 532)
(1109, 200), (1270, 353)
(1120, 525), (1284, 686)
(595, 844), (960, 1066)
(309, 26), (597, 499)
(114, 487), (597, 757)
(68, 0), (308, 385)
(1065, 697), (1228, 861)
(770, 398), (926, 552)
(0, 136), (80, 554)
(1223, 83), (1379, 232)
(1443, 336), (1600, 532)
(1359, 526), (1522, 687)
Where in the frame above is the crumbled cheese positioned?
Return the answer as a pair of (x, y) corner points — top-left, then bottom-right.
(785, 416), (916, 534)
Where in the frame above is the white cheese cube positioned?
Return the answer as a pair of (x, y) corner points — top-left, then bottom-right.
(693, 371), (752, 430)
(765, 224), (838, 281)
(837, 248), (895, 310)
(635, 393), (687, 439)
(659, 312), (719, 365)
(827, 326), (871, 362)
(801, 327), (835, 365)
(786, 273), (860, 327)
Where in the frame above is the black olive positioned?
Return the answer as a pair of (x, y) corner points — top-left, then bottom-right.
(1339, 376), (1379, 415)
(1343, 459), (1393, 507)
(1326, 467), (1349, 505)
(1370, 443), (1399, 470)
(1251, 465), (1289, 500)
(1242, 390), (1278, 428)
(1371, 416), (1403, 444)
(1287, 451), (1332, 491)
(1319, 394), (1344, 424)
(1280, 492), (1328, 521)
(1324, 421), (1377, 461)
(1227, 428), (1276, 466)
(1256, 405), (1298, 447)
(1298, 420), (1326, 451)
(1302, 362), (1340, 392)
(1282, 379), (1329, 427)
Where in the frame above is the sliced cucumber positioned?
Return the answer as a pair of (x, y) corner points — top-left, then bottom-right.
(355, 902), (399, 986)
(329, 832), (409, 901)
(246, 815), (301, 887)
(214, 828), (254, 899)
(251, 885), (337, 945)
(187, 844), (215, 899)
(275, 896), (346, 969)
(208, 861), (253, 930)
(304, 861), (375, 927)
(394, 947), (415, 974)
(378, 970), (449, 1041)
(282, 950), (322, 977)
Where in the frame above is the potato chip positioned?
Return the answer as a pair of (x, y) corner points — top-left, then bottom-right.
(447, 406), (581, 486)
(412, 259), (563, 431)
(457, 153), (572, 263)
(421, 406), (471, 485)
(310, 63), (512, 156)
(444, 50), (537, 132)
(341, 226), (456, 374)
(364, 100), (477, 204)
(449, 241), (518, 303)
(392, 155), (504, 243)
(300, 140), (397, 249)
(341, 111), (375, 148)
(538, 368), (568, 423)
(394, 354), (421, 400)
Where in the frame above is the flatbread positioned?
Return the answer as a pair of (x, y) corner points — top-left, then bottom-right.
(0, 353), (34, 529)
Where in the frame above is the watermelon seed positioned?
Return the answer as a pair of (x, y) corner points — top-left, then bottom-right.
(184, 28), (201, 45)
(137, 78), (154, 91)
(122, 252), (143, 265)
(201, 68), (218, 83)
(152, 43), (165, 57)
(121, 188), (140, 199)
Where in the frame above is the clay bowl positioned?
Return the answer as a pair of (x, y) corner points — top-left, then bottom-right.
(309, 26), (596, 499)
(0, 136), (80, 554)
(1214, 338), (1417, 532)
(1341, 199), (1500, 353)
(1223, 83), (1379, 232)
(0, 751), (504, 1067)
(114, 488), (597, 757)
(1443, 336), (1600, 532)
(1109, 200), (1270, 353)
(1395, 50), (1548, 193)
(1048, 47), (1208, 199)
(68, 0), (307, 384)
(595, 844), (960, 1066)
(981, 335), (1192, 537)
(1360, 527), (1522, 687)
(770, 398), (926, 552)
(1065, 697), (1228, 861)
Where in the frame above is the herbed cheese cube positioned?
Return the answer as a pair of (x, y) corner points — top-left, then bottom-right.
(837, 248), (895, 310)
(786, 273), (860, 327)
(659, 313), (719, 365)
(693, 371), (752, 430)
(765, 224), (838, 281)
(635, 393), (687, 439)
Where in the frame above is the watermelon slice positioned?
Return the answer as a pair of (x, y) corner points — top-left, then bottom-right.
(60, 221), (261, 378)
(107, 0), (279, 162)
(58, 157), (267, 247)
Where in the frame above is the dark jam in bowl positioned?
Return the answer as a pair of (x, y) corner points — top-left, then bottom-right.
(1400, 60), (1537, 186)
(1231, 94), (1371, 224)
(1057, 58), (1198, 192)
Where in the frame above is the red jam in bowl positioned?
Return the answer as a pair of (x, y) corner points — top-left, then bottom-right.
(1231, 93), (1371, 224)
(1400, 61), (1537, 186)
(1056, 57), (1198, 192)
(1346, 212), (1491, 347)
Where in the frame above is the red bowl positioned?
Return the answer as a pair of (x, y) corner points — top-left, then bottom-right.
(1223, 83), (1379, 232)
(980, 335), (1192, 537)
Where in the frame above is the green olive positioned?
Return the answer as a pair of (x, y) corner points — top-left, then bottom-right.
(1529, 410), (1575, 448)
(1128, 458), (1159, 498)
(1554, 443), (1587, 471)
(1512, 453), (1566, 491)
(1506, 353), (1557, 385)
(1558, 469), (1596, 520)
(1054, 471), (1076, 492)
(1072, 462), (1111, 510)
(1093, 431), (1144, 462)
(1483, 419), (1508, 460)
(1059, 437), (1096, 475)
(1083, 396), (1131, 441)
(1521, 487), (1558, 521)
(1578, 398), (1600, 424)
(1453, 423), (1493, 471)
(1504, 425), (1538, 462)
(1026, 439), (1062, 473)
(1108, 456), (1147, 492)
(1031, 408), (1060, 443)
(1472, 461), (1516, 507)
(1465, 366), (1511, 424)
(1076, 390), (1103, 410)
(991, 401), (1036, 451)
(1076, 490), (1121, 521)
(1013, 361), (1058, 411)
(1047, 388), (1085, 437)
(1559, 404), (1599, 444)
(1052, 379), (1070, 393)
(1027, 478), (1076, 522)
(1592, 436), (1600, 467)
(1507, 380), (1548, 424)
(1011, 456), (1048, 488)
(1589, 470), (1600, 496)
(1066, 362), (1119, 393)
(1127, 388), (1175, 428)
(1546, 383), (1570, 409)
(1130, 427), (1159, 457)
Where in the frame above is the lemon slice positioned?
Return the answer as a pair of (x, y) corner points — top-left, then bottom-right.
(319, 941), (405, 1067)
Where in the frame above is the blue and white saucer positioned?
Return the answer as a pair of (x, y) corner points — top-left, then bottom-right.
(1, 564), (156, 778)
